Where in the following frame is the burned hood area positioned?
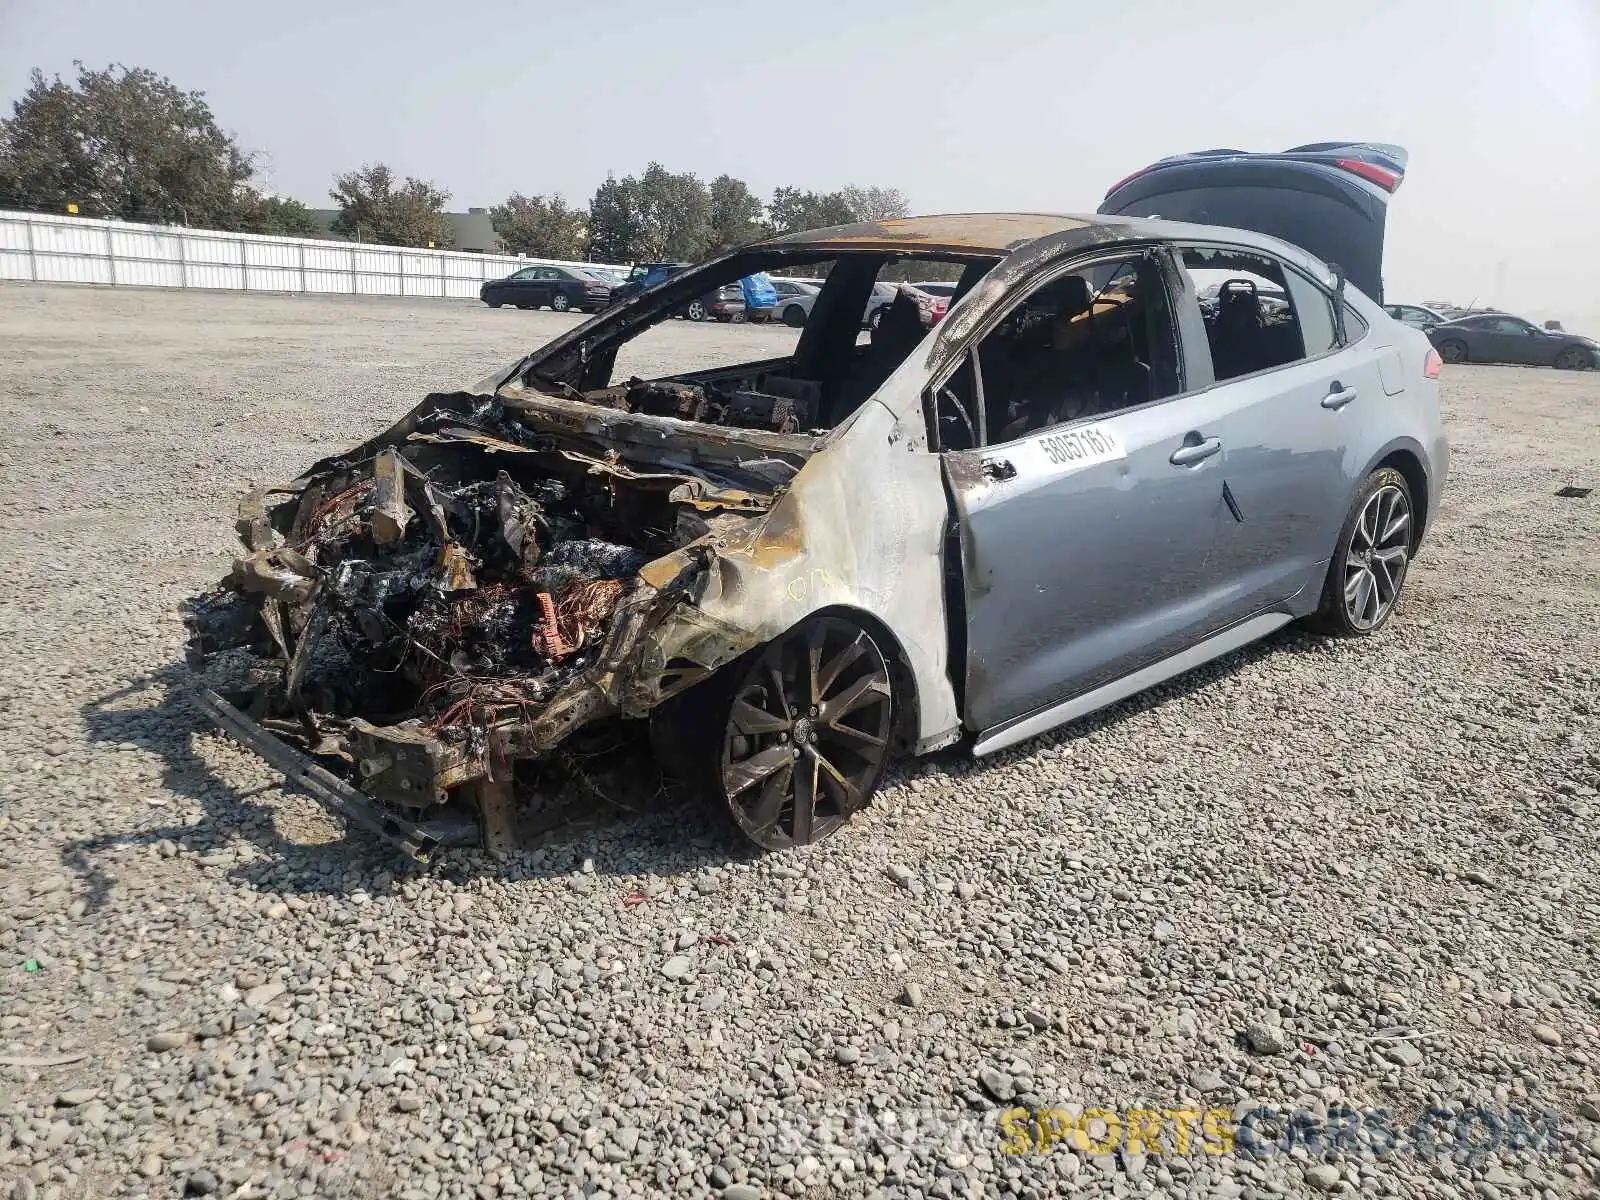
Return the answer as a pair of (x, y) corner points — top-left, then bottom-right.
(182, 386), (810, 849)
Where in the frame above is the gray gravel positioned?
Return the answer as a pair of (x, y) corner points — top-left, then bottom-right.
(1, 283), (1597, 1199)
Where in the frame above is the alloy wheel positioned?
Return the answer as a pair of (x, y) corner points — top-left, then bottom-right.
(721, 617), (893, 850)
(1343, 484), (1411, 630)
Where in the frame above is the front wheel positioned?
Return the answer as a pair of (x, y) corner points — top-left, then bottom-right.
(1306, 467), (1414, 637)
(1554, 346), (1593, 370)
(484, 299), (503, 309)
(657, 615), (896, 851)
(551, 293), (571, 313)
(1437, 338), (1467, 364)
(685, 299), (708, 322)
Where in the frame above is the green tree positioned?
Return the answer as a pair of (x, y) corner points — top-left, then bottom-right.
(490, 193), (588, 259)
(0, 62), (253, 226)
(586, 163), (713, 262)
(587, 174), (645, 262)
(765, 187), (856, 236)
(705, 174), (765, 253)
(239, 193), (320, 236)
(329, 163), (453, 248)
(840, 184), (910, 223)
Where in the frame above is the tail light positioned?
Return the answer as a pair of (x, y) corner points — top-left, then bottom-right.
(1335, 157), (1401, 192)
(1423, 348), (1443, 379)
(1104, 166), (1151, 198)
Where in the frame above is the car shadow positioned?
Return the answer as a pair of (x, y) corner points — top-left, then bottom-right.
(67, 624), (1315, 906)
(69, 661), (749, 909)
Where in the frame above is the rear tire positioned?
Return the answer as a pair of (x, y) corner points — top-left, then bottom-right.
(782, 305), (807, 328)
(551, 293), (571, 313)
(1437, 338), (1467, 364)
(1305, 467), (1415, 637)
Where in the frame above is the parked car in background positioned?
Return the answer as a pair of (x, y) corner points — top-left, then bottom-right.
(607, 262), (690, 306)
(697, 284), (746, 323)
(864, 281), (898, 329)
(480, 265), (613, 313)
(753, 279), (821, 327)
(607, 263), (744, 322)
(1427, 312), (1597, 368)
(1385, 303), (1449, 330)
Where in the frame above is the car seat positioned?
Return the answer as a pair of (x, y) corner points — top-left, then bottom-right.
(1211, 278), (1263, 378)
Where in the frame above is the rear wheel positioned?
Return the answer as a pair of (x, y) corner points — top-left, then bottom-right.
(1555, 345), (1592, 370)
(685, 299), (708, 322)
(869, 307), (884, 332)
(551, 292), (571, 313)
(1437, 338), (1467, 364)
(783, 305), (807, 328)
(658, 615), (896, 851)
(1306, 467), (1414, 637)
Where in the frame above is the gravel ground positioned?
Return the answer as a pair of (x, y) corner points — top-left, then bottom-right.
(1, 283), (1597, 1200)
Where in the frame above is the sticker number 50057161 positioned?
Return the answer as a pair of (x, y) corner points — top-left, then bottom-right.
(1037, 424), (1125, 470)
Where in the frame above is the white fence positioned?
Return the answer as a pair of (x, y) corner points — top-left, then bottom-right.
(0, 209), (624, 300)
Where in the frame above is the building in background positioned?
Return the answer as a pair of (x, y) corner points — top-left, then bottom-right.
(304, 206), (504, 253)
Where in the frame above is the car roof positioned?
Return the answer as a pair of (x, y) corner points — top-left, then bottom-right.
(752, 212), (1334, 284)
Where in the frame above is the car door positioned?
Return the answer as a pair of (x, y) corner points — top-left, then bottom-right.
(1498, 317), (1554, 365)
(1177, 243), (1389, 620)
(500, 267), (535, 304)
(1472, 317), (1531, 364)
(941, 249), (1232, 735)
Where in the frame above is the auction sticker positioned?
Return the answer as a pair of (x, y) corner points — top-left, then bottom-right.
(1022, 423), (1127, 474)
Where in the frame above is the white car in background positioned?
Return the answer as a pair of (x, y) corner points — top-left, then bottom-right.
(755, 278), (821, 327)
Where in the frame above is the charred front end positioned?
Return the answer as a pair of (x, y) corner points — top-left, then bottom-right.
(184, 389), (805, 856)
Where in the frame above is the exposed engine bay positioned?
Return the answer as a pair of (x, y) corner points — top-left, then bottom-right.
(183, 381), (819, 851)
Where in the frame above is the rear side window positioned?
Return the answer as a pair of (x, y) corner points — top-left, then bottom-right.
(1177, 245), (1353, 381)
(1284, 272), (1338, 356)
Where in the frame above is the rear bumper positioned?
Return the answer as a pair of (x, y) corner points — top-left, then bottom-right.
(193, 688), (479, 861)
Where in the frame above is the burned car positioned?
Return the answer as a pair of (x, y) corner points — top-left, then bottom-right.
(188, 155), (1447, 859)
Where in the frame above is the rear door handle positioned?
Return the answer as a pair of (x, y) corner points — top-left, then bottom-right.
(1321, 384), (1358, 410)
(1169, 436), (1222, 467)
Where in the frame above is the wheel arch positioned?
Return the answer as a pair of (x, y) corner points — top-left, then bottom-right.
(804, 604), (923, 755)
(1362, 441), (1431, 549)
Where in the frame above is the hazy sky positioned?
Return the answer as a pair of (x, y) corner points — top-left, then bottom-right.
(3, 0), (1598, 328)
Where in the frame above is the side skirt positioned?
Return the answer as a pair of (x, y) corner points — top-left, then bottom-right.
(970, 612), (1293, 757)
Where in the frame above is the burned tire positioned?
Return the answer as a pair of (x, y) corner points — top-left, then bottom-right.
(551, 293), (572, 313)
(656, 615), (895, 851)
(1437, 338), (1467, 364)
(782, 305), (807, 328)
(1555, 346), (1592, 370)
(685, 299), (708, 322)
(1305, 467), (1414, 638)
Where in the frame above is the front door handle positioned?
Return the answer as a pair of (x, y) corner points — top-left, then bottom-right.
(1321, 384), (1358, 410)
(1169, 436), (1222, 467)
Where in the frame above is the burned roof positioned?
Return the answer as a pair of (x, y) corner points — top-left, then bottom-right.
(758, 213), (1108, 257)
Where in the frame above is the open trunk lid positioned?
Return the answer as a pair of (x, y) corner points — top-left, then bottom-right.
(1098, 142), (1407, 303)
